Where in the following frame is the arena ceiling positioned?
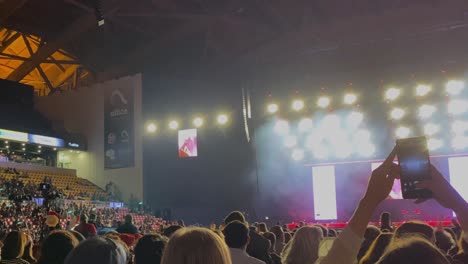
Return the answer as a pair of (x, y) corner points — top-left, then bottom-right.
(1, 0), (468, 95)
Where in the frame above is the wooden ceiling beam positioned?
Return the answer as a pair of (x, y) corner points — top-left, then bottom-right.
(0, 32), (21, 53)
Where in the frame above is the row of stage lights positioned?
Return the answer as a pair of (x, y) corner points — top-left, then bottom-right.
(146, 114), (230, 133)
(265, 80), (465, 114)
(1, 141), (57, 154)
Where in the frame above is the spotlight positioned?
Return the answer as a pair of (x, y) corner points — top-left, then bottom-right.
(4, 141), (8, 144)
(452, 120), (468, 135)
(322, 114), (340, 130)
(385, 88), (401, 101)
(448, 100), (468, 115)
(21, 143), (25, 146)
(284, 135), (298, 148)
(452, 136), (468, 150)
(418, 105), (436, 119)
(193, 117), (203, 128)
(217, 114), (228, 125)
(267, 103), (279, 114)
(38, 145), (42, 149)
(292, 100), (305, 111)
(354, 129), (371, 143)
(38, 150), (41, 153)
(395, 126), (410, 138)
(343, 93), (357, 105)
(168, 121), (179, 130)
(427, 138), (443, 151)
(313, 145), (329, 159)
(347, 111), (364, 126)
(390, 108), (405, 120)
(415, 84), (431, 96)
(358, 144), (376, 157)
(298, 118), (313, 132)
(146, 123), (157, 133)
(335, 143), (353, 158)
(22, 148), (25, 151)
(317, 97), (331, 108)
(291, 149), (305, 161)
(446, 80), (464, 95)
(5, 146), (9, 149)
(274, 120), (290, 135)
(424, 123), (440, 136)
(53, 148), (57, 151)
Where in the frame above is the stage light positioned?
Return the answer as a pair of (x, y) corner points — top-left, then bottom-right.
(274, 120), (290, 135)
(313, 145), (329, 159)
(343, 93), (357, 105)
(385, 88), (401, 101)
(146, 123), (157, 133)
(354, 129), (371, 143)
(448, 100), (468, 115)
(317, 97), (330, 108)
(358, 143), (376, 157)
(427, 138), (443, 151)
(168, 120), (179, 130)
(347, 111), (364, 126)
(267, 103), (279, 114)
(5, 146), (9, 149)
(322, 114), (340, 130)
(395, 126), (410, 138)
(291, 149), (304, 161)
(22, 148), (25, 151)
(424, 123), (440, 136)
(446, 80), (464, 95)
(38, 150), (41, 153)
(390, 108), (405, 120)
(38, 146), (42, 149)
(415, 84), (431, 96)
(418, 104), (436, 119)
(21, 143), (25, 146)
(452, 136), (468, 149)
(4, 141), (8, 144)
(53, 148), (57, 151)
(217, 114), (228, 125)
(452, 120), (468, 135)
(298, 118), (313, 132)
(335, 142), (353, 158)
(292, 100), (305, 111)
(284, 135), (298, 148)
(193, 117), (203, 128)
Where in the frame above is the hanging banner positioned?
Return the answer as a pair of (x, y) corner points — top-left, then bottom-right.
(104, 85), (134, 169)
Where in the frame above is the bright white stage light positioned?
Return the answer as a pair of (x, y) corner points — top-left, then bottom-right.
(298, 118), (313, 132)
(452, 136), (468, 150)
(452, 120), (468, 135)
(335, 142), (353, 158)
(267, 103), (279, 114)
(343, 93), (357, 105)
(448, 100), (468, 115)
(317, 97), (331, 108)
(193, 117), (203, 128)
(446, 80), (465, 95)
(416, 84), (431, 96)
(274, 120), (290, 135)
(322, 114), (340, 130)
(354, 129), (371, 144)
(385, 88), (401, 101)
(313, 145), (329, 159)
(424, 123), (440, 136)
(395, 126), (410, 138)
(390, 108), (405, 120)
(292, 100), (305, 111)
(347, 111), (364, 127)
(217, 114), (228, 125)
(291, 149), (305, 161)
(427, 138), (443, 151)
(418, 104), (436, 119)
(284, 135), (298, 148)
(358, 143), (376, 157)
(146, 123), (157, 133)
(168, 120), (179, 130)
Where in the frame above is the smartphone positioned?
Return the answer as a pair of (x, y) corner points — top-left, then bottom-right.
(396, 136), (432, 199)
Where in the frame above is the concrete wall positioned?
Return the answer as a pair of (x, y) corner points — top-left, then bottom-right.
(35, 74), (143, 201)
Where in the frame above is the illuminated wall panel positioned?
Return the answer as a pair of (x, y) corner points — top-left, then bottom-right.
(448, 157), (468, 202)
(312, 166), (337, 220)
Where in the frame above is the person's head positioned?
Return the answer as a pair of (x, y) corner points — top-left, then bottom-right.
(1, 230), (26, 260)
(124, 214), (133, 224)
(257, 223), (268, 233)
(69, 230), (85, 242)
(358, 225), (382, 260)
(263, 232), (276, 252)
(380, 212), (391, 227)
(281, 226), (323, 264)
(435, 230), (455, 254)
(65, 237), (127, 264)
(270, 226), (284, 243)
(314, 224), (328, 238)
(223, 220), (250, 249)
(394, 221), (435, 243)
(328, 229), (337, 237)
(134, 234), (168, 264)
(163, 225), (182, 238)
(80, 214), (88, 224)
(359, 233), (393, 264)
(161, 227), (231, 264)
(38, 230), (79, 264)
(377, 237), (450, 264)
(224, 211), (246, 225)
(284, 232), (292, 244)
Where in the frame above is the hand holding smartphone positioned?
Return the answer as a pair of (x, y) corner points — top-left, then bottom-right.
(396, 136), (432, 199)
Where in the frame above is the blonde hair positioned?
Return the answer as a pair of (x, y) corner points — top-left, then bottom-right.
(161, 227), (231, 264)
(281, 226), (323, 264)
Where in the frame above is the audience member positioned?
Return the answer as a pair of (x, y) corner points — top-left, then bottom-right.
(257, 223), (268, 233)
(393, 221), (435, 243)
(435, 230), (456, 255)
(37, 230), (78, 264)
(64, 237), (127, 264)
(281, 226), (322, 264)
(0, 231), (29, 264)
(73, 214), (97, 238)
(223, 221), (265, 264)
(359, 233), (393, 264)
(116, 215), (138, 234)
(270, 226), (285, 255)
(284, 233), (292, 244)
(162, 225), (182, 238)
(134, 234), (168, 264)
(357, 225), (381, 261)
(262, 232), (281, 264)
(380, 212), (393, 232)
(161, 227), (231, 264)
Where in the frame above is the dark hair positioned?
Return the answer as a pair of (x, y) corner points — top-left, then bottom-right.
(258, 223), (268, 233)
(38, 230), (79, 264)
(163, 225), (182, 238)
(435, 230), (455, 254)
(357, 226), (381, 261)
(1, 231), (26, 260)
(284, 232), (292, 244)
(377, 237), (450, 264)
(224, 211), (246, 225)
(394, 221), (434, 242)
(69, 230), (86, 242)
(270, 226), (284, 243)
(328, 229), (337, 237)
(223, 220), (249, 248)
(359, 233), (393, 264)
(124, 215), (133, 224)
(134, 234), (168, 264)
(314, 225), (328, 238)
(380, 212), (391, 226)
(65, 237), (127, 264)
(263, 232), (276, 251)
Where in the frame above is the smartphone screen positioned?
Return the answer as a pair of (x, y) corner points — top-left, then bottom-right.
(396, 136), (432, 199)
